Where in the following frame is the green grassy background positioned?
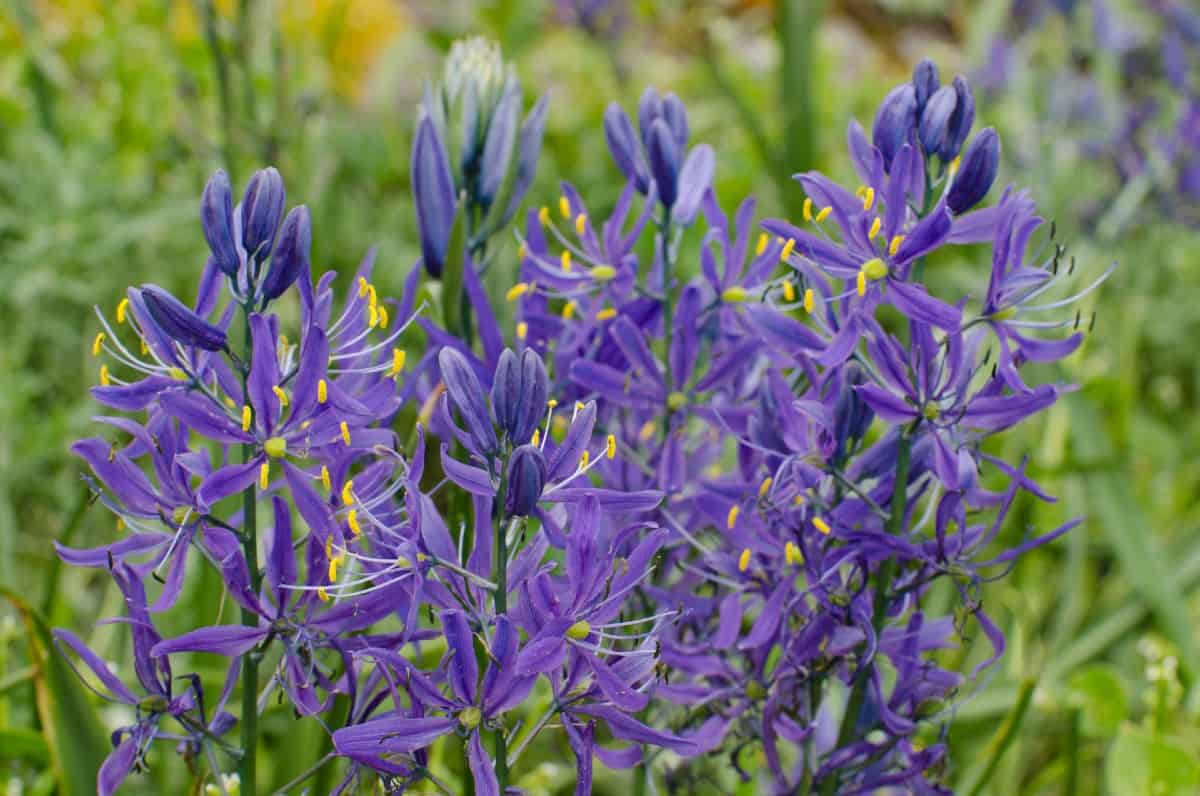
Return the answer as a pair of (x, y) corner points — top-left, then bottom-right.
(1, 0), (1197, 793)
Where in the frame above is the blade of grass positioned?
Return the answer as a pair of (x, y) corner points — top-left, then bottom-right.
(960, 678), (1037, 796)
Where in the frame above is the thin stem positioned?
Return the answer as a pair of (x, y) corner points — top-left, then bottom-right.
(821, 426), (914, 796)
(238, 307), (261, 794)
(493, 460), (510, 792)
(198, 0), (237, 176)
(962, 678), (1036, 796)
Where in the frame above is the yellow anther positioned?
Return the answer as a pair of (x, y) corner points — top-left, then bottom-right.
(889, 235), (905, 256)
(358, 277), (369, 298)
(531, 428), (541, 447)
(516, 321), (529, 339)
(782, 280), (796, 302)
(856, 270), (867, 297)
(390, 348), (406, 376)
(340, 421), (351, 446)
(368, 304), (379, 329)
(347, 509), (362, 537)
(785, 541), (803, 566)
(738, 548), (751, 573)
(813, 517), (831, 535)
(280, 334), (290, 350)
(328, 554), (340, 583)
(341, 479), (354, 506)
(803, 288), (815, 314)
(727, 505), (740, 529)
(567, 619), (592, 640)
(780, 238), (796, 261)
(575, 401), (585, 412)
(92, 332), (106, 357)
(793, 494), (805, 506)
(815, 206), (832, 223)
(116, 298), (130, 325)
(99, 364), (111, 386)
(547, 398), (559, 409)
(667, 391), (687, 411)
(721, 286), (749, 303)
(562, 301), (577, 320)
(377, 305), (390, 330)
(241, 405), (252, 432)
(803, 197), (814, 222)
(320, 465), (331, 492)
(591, 264), (616, 281)
(300, 420), (311, 431)
(595, 308), (617, 321)
(606, 434), (616, 459)
(506, 283), (531, 302)
(862, 186), (876, 211)
(949, 155), (962, 177)
(575, 213), (587, 235)
(318, 379), (328, 404)
(317, 587), (330, 602)
(868, 217), (882, 240)
(579, 450), (591, 468)
(517, 242), (528, 260)
(639, 420), (656, 441)
(560, 250), (572, 271)
(264, 436), (287, 458)
(272, 385), (289, 408)
(756, 232), (769, 255)
(224, 396), (236, 408)
(538, 206), (550, 226)
(758, 477), (773, 498)
(559, 195), (571, 219)
(367, 284), (378, 309)
(140, 338), (149, 355)
(861, 257), (888, 281)
(325, 536), (333, 560)
(258, 461), (270, 490)
(116, 516), (125, 532)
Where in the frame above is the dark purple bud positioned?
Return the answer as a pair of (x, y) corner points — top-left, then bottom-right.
(636, 86), (662, 151)
(240, 167), (285, 266)
(833, 362), (875, 462)
(490, 347), (549, 445)
(912, 58), (940, 111)
(604, 103), (649, 193)
(479, 88), (520, 207)
(139, 284), (227, 352)
(412, 116), (457, 278)
(872, 84), (918, 172)
(942, 76), (976, 161)
(660, 92), (689, 152)
(947, 127), (1000, 214)
(646, 118), (682, 207)
(503, 93), (550, 223)
(200, 169), (241, 278)
(438, 347), (498, 454)
(918, 86), (957, 158)
(505, 444), (546, 517)
(261, 205), (310, 301)
(671, 144), (714, 225)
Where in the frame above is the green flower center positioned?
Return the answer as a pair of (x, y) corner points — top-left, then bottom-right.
(264, 436), (287, 458)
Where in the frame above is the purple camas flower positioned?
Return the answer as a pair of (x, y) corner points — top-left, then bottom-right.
(59, 44), (1107, 796)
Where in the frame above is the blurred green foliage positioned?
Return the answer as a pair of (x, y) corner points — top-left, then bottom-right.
(1, 0), (1198, 793)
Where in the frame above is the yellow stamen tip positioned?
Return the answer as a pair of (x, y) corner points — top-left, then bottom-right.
(862, 186), (876, 211)
(605, 434), (616, 460)
(727, 505), (740, 530)
(547, 398), (559, 409)
(317, 587), (330, 602)
(116, 298), (130, 325)
(318, 379), (328, 404)
(802, 197), (813, 222)
(782, 280), (795, 302)
(560, 250), (572, 271)
(272, 385), (289, 408)
(575, 213), (587, 235)
(390, 348), (407, 377)
(639, 420), (656, 441)
(868, 217), (882, 240)
(815, 206), (832, 223)
(785, 541), (803, 566)
(341, 479), (354, 506)
(91, 332), (105, 358)
(517, 242), (528, 260)
(99, 364), (111, 386)
(561, 301), (577, 320)
(506, 283), (530, 302)
(813, 517), (831, 535)
(559, 196), (571, 219)
(378, 305), (390, 330)
(755, 232), (769, 256)
(368, 305), (379, 329)
(538, 206), (550, 226)
(780, 238), (796, 262)
(531, 428), (541, 447)
(856, 270), (867, 297)
(579, 450), (590, 468)
(320, 465), (331, 492)
(595, 308), (617, 321)
(357, 277), (369, 298)
(758, 477), (773, 498)
(258, 461), (270, 490)
(241, 405), (252, 432)
(516, 321), (529, 340)
(803, 288), (815, 314)
(738, 547), (751, 573)
(347, 509), (362, 537)
(339, 421), (351, 446)
(889, 235), (905, 256)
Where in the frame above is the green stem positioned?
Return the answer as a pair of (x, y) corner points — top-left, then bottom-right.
(778, 0), (826, 216)
(493, 462), (509, 793)
(821, 427), (913, 796)
(199, 0), (237, 176)
(238, 309), (260, 794)
(962, 678), (1036, 796)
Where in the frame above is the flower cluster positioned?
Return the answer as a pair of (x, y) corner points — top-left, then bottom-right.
(59, 43), (1104, 796)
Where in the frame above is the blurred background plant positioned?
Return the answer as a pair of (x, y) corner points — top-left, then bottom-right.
(0, 0), (1196, 793)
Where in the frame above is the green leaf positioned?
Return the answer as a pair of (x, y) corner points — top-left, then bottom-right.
(1, 588), (109, 796)
(0, 727), (49, 763)
(1085, 472), (1199, 681)
(441, 193), (468, 340)
(1105, 725), (1200, 796)
(1067, 663), (1128, 738)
